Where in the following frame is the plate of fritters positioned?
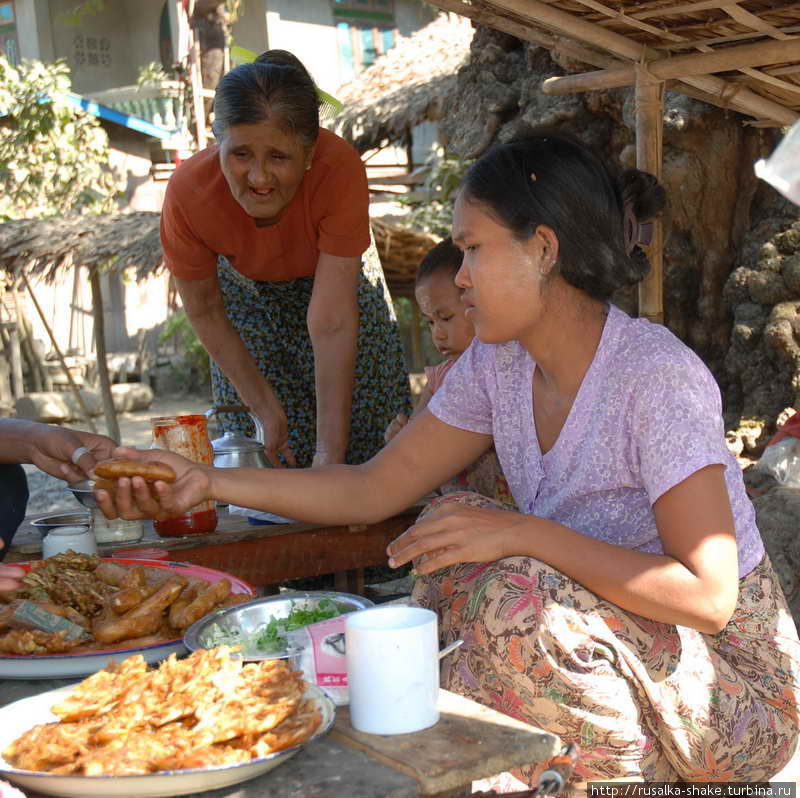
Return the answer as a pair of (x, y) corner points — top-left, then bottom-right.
(0, 646), (335, 797)
(0, 552), (255, 679)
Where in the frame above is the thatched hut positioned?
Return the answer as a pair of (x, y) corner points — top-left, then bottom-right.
(335, 13), (474, 156)
(0, 212), (166, 435)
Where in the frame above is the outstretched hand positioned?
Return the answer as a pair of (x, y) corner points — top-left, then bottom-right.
(386, 502), (527, 574)
(29, 427), (117, 483)
(93, 447), (213, 522)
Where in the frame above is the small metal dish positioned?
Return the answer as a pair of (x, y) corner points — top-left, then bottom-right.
(66, 479), (99, 509)
(31, 512), (92, 536)
(184, 591), (374, 661)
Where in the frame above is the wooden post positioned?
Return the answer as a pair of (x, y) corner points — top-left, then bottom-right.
(12, 289), (45, 392)
(188, 0), (207, 150)
(405, 127), (414, 174)
(89, 268), (120, 443)
(8, 324), (23, 399)
(635, 70), (664, 325)
(20, 272), (98, 432)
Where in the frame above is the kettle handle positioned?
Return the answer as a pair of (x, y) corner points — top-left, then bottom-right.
(205, 405), (265, 446)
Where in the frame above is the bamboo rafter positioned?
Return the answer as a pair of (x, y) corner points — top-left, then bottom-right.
(428, 0), (800, 125)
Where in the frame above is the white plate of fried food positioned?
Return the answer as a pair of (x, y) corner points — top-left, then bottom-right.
(0, 552), (255, 679)
(0, 646), (335, 797)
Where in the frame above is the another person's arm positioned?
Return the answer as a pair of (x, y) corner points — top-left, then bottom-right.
(174, 274), (296, 468)
(0, 420), (116, 591)
(0, 420), (116, 481)
(306, 252), (360, 465)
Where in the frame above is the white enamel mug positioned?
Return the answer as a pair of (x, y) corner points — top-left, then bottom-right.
(345, 606), (439, 735)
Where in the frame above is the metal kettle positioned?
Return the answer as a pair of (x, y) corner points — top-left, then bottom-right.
(205, 405), (270, 469)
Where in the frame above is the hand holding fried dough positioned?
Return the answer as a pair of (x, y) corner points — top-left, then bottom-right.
(94, 447), (212, 522)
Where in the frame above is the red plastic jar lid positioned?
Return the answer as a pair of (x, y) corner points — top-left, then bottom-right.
(111, 547), (170, 560)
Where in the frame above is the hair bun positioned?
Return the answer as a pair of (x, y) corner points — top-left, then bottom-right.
(618, 169), (667, 222)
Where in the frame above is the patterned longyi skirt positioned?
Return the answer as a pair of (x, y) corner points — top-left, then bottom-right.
(413, 492), (800, 787)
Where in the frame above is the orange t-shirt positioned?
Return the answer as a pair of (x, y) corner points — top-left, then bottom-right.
(160, 128), (370, 282)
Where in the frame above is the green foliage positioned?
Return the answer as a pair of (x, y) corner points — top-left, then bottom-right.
(0, 57), (118, 221)
(57, 0), (106, 26)
(401, 145), (473, 239)
(137, 62), (170, 87)
(158, 309), (210, 390)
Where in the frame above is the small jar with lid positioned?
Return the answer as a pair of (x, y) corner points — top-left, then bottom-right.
(42, 526), (98, 559)
(91, 508), (144, 544)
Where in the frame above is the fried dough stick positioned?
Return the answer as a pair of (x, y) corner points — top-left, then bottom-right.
(93, 612), (163, 644)
(171, 579), (231, 630)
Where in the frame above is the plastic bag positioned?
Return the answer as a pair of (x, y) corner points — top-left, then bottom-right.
(753, 435), (800, 488)
(754, 119), (800, 207)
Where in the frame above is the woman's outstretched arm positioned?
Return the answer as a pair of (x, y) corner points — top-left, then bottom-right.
(96, 409), (493, 526)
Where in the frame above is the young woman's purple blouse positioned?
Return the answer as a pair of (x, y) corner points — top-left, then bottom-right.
(428, 304), (764, 578)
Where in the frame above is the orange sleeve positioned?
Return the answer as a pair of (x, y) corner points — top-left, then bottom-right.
(159, 178), (218, 281)
(316, 148), (371, 258)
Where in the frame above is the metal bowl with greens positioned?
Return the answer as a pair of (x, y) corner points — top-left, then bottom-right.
(183, 591), (374, 661)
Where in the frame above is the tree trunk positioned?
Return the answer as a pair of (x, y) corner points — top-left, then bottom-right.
(192, 0), (227, 117)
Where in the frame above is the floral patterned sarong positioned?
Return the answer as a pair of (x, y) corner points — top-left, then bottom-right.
(413, 492), (800, 787)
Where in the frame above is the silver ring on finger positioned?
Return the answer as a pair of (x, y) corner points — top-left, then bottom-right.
(70, 446), (90, 466)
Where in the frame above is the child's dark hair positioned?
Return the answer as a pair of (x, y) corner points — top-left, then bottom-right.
(461, 129), (666, 301)
(415, 237), (463, 287)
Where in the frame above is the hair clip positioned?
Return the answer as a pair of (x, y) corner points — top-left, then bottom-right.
(623, 203), (655, 254)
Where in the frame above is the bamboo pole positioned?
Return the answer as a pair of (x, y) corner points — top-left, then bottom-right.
(543, 37), (800, 95)
(20, 272), (98, 432)
(424, 0), (798, 126)
(88, 268), (120, 443)
(12, 289), (45, 392)
(635, 74), (665, 325)
(8, 325), (22, 399)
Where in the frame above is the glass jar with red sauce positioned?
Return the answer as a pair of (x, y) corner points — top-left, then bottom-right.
(150, 414), (218, 537)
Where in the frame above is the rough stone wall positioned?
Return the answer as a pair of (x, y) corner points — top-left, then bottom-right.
(440, 25), (798, 449)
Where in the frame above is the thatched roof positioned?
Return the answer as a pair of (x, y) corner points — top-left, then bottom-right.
(0, 212), (436, 295)
(0, 212), (164, 284)
(334, 13), (474, 153)
(427, 0), (800, 126)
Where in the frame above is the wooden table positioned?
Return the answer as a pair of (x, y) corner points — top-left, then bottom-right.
(0, 679), (562, 798)
(7, 505), (422, 592)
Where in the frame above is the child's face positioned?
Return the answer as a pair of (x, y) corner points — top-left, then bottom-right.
(415, 271), (475, 358)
